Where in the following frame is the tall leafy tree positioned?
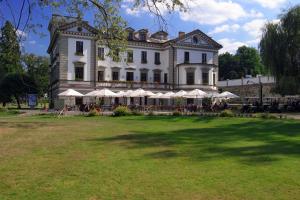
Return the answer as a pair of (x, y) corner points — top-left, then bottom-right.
(0, 73), (37, 108)
(236, 46), (266, 76)
(260, 5), (300, 95)
(219, 47), (266, 80)
(218, 52), (240, 80)
(0, 21), (23, 80)
(22, 54), (49, 96)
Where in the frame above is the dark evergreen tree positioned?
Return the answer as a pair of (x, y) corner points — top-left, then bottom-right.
(0, 21), (23, 80)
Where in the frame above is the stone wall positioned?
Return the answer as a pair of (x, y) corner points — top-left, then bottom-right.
(219, 83), (279, 98)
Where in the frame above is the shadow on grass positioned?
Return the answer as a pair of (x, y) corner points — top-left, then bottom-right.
(0, 121), (54, 129)
(91, 120), (300, 165)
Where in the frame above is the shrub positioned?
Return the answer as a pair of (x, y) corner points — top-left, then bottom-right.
(172, 111), (181, 116)
(87, 109), (100, 117)
(148, 111), (154, 116)
(259, 113), (277, 119)
(132, 110), (143, 116)
(113, 106), (131, 117)
(220, 109), (234, 117)
(0, 107), (8, 112)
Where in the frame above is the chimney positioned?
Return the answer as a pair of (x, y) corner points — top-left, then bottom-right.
(178, 31), (185, 39)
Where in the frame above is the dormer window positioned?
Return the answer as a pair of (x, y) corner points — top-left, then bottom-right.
(128, 32), (133, 40)
(193, 36), (198, 44)
(140, 33), (146, 41)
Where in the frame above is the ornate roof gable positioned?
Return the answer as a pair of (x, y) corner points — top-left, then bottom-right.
(59, 21), (98, 35)
(172, 29), (222, 50)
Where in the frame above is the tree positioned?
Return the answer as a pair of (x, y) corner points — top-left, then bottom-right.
(260, 5), (300, 95)
(218, 52), (240, 80)
(236, 46), (266, 76)
(218, 47), (266, 80)
(22, 54), (49, 96)
(0, 21), (23, 80)
(0, 73), (37, 108)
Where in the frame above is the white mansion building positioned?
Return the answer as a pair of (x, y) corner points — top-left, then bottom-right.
(48, 15), (222, 105)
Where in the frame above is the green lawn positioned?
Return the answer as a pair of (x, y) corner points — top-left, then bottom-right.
(0, 115), (300, 200)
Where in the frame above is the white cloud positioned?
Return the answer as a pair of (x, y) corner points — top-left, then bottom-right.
(249, 9), (264, 18)
(209, 24), (240, 35)
(243, 18), (266, 38)
(16, 30), (27, 38)
(123, 0), (170, 17)
(179, 0), (247, 25)
(251, 0), (287, 9)
(218, 38), (247, 54)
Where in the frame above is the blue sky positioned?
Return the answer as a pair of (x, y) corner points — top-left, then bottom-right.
(1, 0), (299, 56)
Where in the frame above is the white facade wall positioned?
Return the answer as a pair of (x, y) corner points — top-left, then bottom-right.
(176, 49), (214, 64)
(97, 46), (169, 82)
(65, 37), (217, 86)
(67, 38), (91, 81)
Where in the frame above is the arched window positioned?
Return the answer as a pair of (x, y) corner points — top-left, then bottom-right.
(192, 36), (198, 44)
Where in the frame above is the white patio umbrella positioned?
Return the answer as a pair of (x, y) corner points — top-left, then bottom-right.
(93, 88), (117, 97)
(172, 90), (187, 98)
(217, 91), (239, 99)
(144, 90), (155, 96)
(58, 89), (84, 97)
(123, 90), (134, 97)
(160, 92), (175, 99)
(149, 92), (163, 98)
(184, 89), (207, 99)
(115, 91), (126, 97)
(130, 88), (146, 97)
(58, 89), (84, 106)
(84, 90), (100, 97)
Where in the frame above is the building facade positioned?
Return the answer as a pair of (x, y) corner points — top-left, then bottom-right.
(48, 15), (222, 106)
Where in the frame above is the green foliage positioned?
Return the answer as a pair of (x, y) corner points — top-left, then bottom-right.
(0, 73), (37, 108)
(131, 110), (143, 116)
(258, 113), (277, 119)
(0, 21), (23, 80)
(172, 111), (181, 116)
(87, 109), (100, 117)
(113, 106), (131, 116)
(22, 54), (49, 96)
(260, 5), (300, 95)
(219, 47), (266, 80)
(220, 109), (234, 117)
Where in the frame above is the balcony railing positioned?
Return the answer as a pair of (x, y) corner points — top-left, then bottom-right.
(57, 80), (217, 91)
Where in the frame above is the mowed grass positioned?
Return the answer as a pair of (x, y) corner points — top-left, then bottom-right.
(0, 115), (300, 200)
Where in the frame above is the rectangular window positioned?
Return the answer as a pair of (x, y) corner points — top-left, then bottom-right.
(98, 71), (104, 82)
(128, 32), (133, 40)
(140, 33), (146, 41)
(164, 73), (168, 84)
(141, 72), (147, 82)
(127, 51), (133, 63)
(98, 47), (105, 60)
(112, 71), (119, 81)
(154, 72), (161, 83)
(202, 53), (207, 64)
(202, 72), (209, 85)
(126, 72), (134, 81)
(75, 41), (83, 55)
(186, 71), (195, 85)
(75, 67), (84, 81)
(155, 52), (161, 65)
(213, 73), (216, 86)
(141, 51), (147, 63)
(184, 51), (189, 63)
